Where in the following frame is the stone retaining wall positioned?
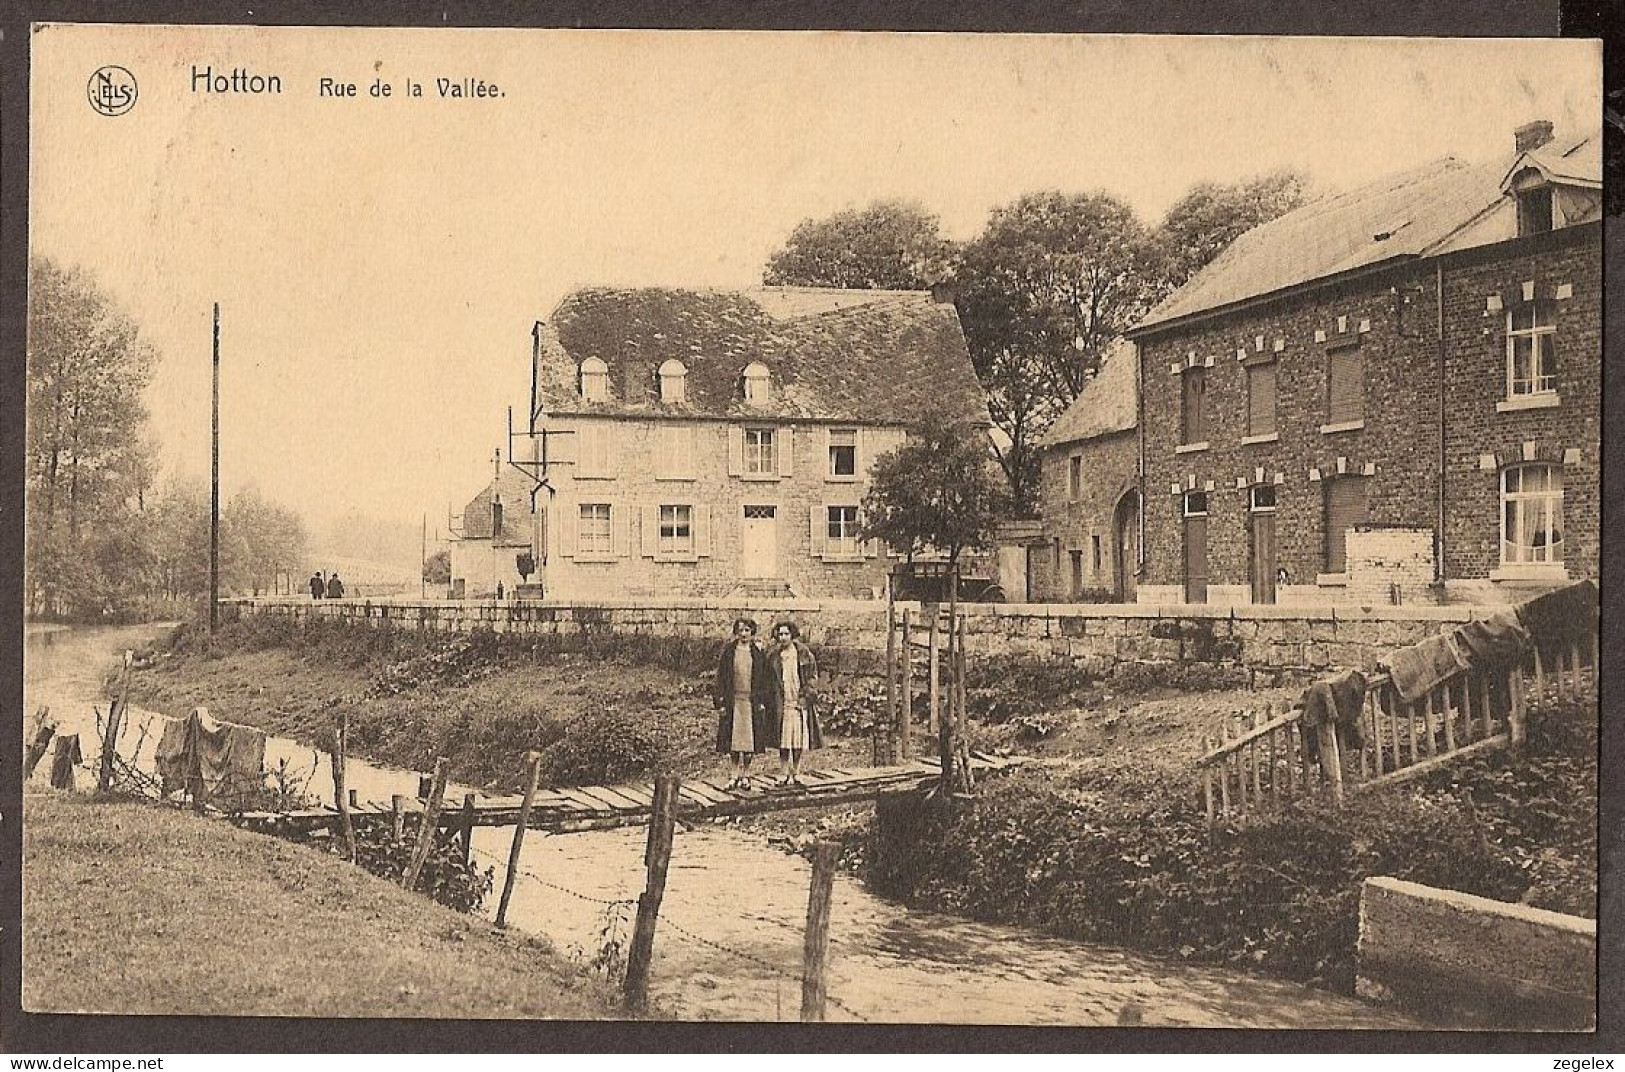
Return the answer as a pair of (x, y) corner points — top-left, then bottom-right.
(227, 596), (1516, 681)
(1356, 876), (1596, 1030)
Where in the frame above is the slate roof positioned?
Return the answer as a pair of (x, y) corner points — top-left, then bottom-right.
(535, 286), (989, 426)
(1133, 129), (1602, 336)
(1041, 338), (1138, 448)
(458, 469), (537, 546)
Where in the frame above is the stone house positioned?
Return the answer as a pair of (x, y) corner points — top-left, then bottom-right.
(1126, 121), (1600, 606)
(448, 460), (538, 598)
(1025, 339), (1141, 602)
(524, 286), (989, 600)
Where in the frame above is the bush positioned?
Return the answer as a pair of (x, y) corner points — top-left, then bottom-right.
(539, 704), (684, 787)
(870, 700), (1596, 993)
(345, 825), (495, 915)
(1111, 660), (1250, 694)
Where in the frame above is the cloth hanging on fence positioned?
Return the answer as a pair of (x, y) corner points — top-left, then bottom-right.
(1514, 579), (1597, 650)
(155, 707), (267, 801)
(1451, 611), (1530, 670)
(1385, 633), (1468, 704)
(48, 735), (82, 790)
(1300, 669), (1367, 765)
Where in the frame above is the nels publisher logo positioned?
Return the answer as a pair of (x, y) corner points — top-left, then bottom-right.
(87, 65), (138, 116)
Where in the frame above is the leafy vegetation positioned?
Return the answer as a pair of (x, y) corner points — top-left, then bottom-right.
(870, 700), (1596, 995)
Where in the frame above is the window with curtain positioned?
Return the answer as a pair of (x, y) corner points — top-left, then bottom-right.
(659, 504), (693, 555)
(1501, 464), (1563, 566)
(744, 428), (776, 475)
(1507, 302), (1557, 398)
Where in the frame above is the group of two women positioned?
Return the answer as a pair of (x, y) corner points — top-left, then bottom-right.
(711, 617), (823, 789)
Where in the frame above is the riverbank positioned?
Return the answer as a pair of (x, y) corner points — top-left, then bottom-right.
(21, 785), (622, 1018)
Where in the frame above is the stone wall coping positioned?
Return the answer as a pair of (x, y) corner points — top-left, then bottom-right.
(1364, 877), (1596, 936)
(231, 597), (1509, 624)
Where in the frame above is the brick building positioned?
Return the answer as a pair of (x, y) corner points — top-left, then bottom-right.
(1126, 121), (1600, 606)
(524, 286), (988, 600)
(448, 458), (538, 598)
(1026, 339), (1141, 602)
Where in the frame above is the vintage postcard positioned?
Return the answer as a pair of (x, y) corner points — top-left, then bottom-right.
(18, 22), (1605, 1041)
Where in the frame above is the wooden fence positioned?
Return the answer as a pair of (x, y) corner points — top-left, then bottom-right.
(1197, 633), (1597, 823)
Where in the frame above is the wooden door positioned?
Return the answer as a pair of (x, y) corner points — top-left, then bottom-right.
(1251, 512), (1277, 604)
(1183, 516), (1208, 604)
(1114, 494), (1139, 602)
(741, 505), (777, 578)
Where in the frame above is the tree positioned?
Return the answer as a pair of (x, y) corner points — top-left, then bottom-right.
(1149, 169), (1311, 298)
(764, 199), (956, 290)
(223, 485), (308, 596)
(423, 550), (451, 585)
(859, 412), (1009, 575)
(953, 191), (1154, 513)
(26, 257), (158, 618)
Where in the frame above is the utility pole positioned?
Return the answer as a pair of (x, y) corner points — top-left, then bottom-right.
(420, 513), (427, 599)
(209, 302), (220, 633)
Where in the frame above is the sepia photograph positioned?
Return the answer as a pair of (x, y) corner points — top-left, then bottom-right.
(16, 21), (1604, 1036)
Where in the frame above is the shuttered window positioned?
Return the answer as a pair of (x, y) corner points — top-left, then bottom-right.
(1326, 346), (1363, 424)
(1181, 367), (1208, 444)
(1247, 360), (1277, 436)
(1323, 476), (1368, 574)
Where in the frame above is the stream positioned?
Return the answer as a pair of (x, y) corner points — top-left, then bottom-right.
(24, 623), (1417, 1028)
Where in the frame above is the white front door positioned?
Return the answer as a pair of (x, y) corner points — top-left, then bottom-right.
(741, 505), (778, 578)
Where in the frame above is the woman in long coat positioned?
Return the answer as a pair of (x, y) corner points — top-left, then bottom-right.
(764, 620), (823, 788)
(712, 617), (775, 789)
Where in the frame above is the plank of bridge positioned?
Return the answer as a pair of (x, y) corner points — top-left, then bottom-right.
(574, 785), (647, 812)
(611, 784), (656, 807)
(697, 777), (739, 797)
(555, 787), (613, 814)
(677, 784), (723, 809)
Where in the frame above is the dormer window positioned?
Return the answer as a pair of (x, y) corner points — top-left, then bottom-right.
(742, 361), (770, 404)
(1516, 184), (1554, 236)
(658, 359), (687, 404)
(580, 357), (609, 402)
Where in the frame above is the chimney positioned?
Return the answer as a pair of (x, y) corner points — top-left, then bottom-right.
(1515, 120), (1554, 154)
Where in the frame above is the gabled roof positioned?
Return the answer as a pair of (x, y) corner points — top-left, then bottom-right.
(458, 469), (537, 546)
(1502, 134), (1602, 190)
(1133, 128), (1601, 336)
(535, 286), (989, 427)
(1041, 338), (1137, 448)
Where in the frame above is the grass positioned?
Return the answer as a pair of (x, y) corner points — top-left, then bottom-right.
(21, 786), (623, 1018)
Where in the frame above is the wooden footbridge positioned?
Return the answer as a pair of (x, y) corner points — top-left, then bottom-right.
(233, 751), (1025, 838)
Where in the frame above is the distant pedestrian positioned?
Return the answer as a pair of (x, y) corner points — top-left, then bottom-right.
(496, 581), (505, 601)
(326, 572), (344, 599)
(309, 572), (325, 599)
(712, 618), (774, 789)
(765, 621), (822, 788)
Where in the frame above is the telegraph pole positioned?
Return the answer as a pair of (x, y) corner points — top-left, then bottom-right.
(209, 302), (221, 633)
(420, 513), (427, 599)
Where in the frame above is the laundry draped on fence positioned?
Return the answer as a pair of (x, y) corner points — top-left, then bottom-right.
(154, 707), (267, 802)
(1383, 580), (1592, 703)
(1300, 668), (1367, 763)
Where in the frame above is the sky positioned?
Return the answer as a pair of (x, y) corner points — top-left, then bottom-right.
(29, 26), (1601, 535)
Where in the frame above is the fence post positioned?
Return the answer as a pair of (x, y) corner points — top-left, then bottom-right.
(459, 792), (477, 866)
(1201, 731), (1214, 823)
(25, 708), (56, 781)
(496, 751), (542, 929)
(97, 697), (125, 795)
(390, 794), (407, 844)
(1508, 666), (1528, 754)
(899, 608), (914, 762)
(49, 735), (80, 790)
(623, 774), (678, 1010)
(927, 605), (941, 736)
(331, 712), (357, 862)
(1316, 721), (1344, 804)
(402, 757), (450, 891)
(800, 840), (841, 1022)
(883, 582), (897, 766)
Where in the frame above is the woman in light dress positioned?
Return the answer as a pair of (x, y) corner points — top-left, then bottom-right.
(712, 617), (774, 789)
(765, 621), (823, 788)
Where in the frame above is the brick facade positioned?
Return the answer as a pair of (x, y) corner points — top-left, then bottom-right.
(1136, 222), (1599, 605)
(1030, 430), (1140, 602)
